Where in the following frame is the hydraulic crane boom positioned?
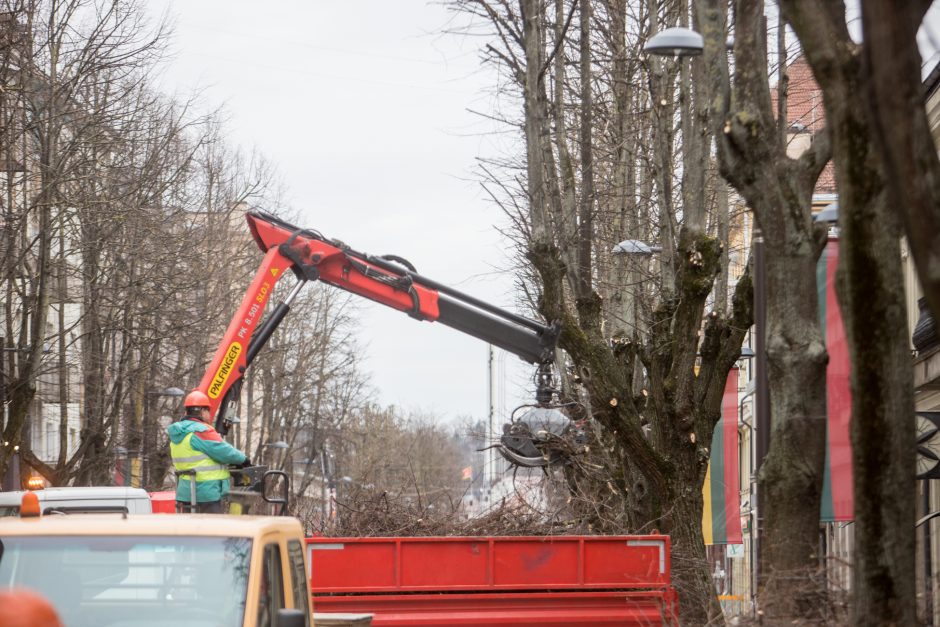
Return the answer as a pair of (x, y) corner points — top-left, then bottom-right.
(196, 210), (561, 440)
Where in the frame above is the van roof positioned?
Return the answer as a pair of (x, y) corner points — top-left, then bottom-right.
(0, 513), (303, 538)
(0, 486), (151, 505)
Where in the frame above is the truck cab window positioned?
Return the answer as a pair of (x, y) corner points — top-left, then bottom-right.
(287, 540), (311, 624)
(257, 543), (285, 627)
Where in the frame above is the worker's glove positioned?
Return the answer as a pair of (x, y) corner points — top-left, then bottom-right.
(239, 458), (252, 468)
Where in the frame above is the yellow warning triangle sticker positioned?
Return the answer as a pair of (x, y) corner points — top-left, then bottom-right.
(271, 268), (279, 277)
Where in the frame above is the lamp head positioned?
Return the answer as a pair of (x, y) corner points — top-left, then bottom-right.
(644, 27), (704, 57)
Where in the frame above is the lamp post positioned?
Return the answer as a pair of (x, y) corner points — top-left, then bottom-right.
(620, 29), (702, 334)
(647, 24), (785, 615)
(611, 239), (664, 353)
(751, 225), (770, 599)
(648, 20), (770, 598)
(0, 336), (11, 490)
(317, 449), (335, 525)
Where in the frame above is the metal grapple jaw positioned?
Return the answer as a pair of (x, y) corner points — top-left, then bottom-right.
(495, 364), (586, 468)
(496, 409), (586, 468)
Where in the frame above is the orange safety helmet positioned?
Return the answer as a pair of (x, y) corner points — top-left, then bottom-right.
(184, 390), (210, 410)
(0, 588), (64, 627)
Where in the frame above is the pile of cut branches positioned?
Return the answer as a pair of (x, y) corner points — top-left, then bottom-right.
(311, 492), (593, 537)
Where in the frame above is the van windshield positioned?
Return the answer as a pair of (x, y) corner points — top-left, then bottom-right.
(0, 535), (251, 627)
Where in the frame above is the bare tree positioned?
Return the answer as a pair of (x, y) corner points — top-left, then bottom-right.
(327, 405), (466, 535)
(245, 282), (367, 498)
(777, 1), (916, 623)
(0, 2), (375, 512)
(0, 0), (174, 483)
(859, 1), (940, 323)
(452, 1), (752, 621)
(695, 0), (835, 619)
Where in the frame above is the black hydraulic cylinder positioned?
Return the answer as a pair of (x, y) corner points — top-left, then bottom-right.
(216, 288), (299, 435)
(435, 294), (558, 364)
(215, 302), (290, 435)
(247, 302), (291, 365)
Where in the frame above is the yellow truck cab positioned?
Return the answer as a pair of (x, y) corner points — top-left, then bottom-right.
(0, 509), (313, 627)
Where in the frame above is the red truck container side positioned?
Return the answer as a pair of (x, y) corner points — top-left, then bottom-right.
(308, 536), (678, 626)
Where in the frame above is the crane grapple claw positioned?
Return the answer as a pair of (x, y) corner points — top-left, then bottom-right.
(495, 405), (586, 469)
(495, 445), (552, 468)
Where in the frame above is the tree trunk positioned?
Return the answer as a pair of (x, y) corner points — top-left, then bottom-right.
(665, 462), (721, 625)
(697, 0), (833, 617)
(839, 182), (915, 627)
(522, 0), (552, 245)
(577, 0), (594, 299)
(860, 0), (940, 323)
(780, 2), (917, 623)
(455, 1), (751, 622)
(758, 237), (828, 618)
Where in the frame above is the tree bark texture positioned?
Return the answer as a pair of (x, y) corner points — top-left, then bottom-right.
(577, 0), (594, 300)
(781, 1), (917, 624)
(860, 0), (940, 324)
(697, 0), (832, 619)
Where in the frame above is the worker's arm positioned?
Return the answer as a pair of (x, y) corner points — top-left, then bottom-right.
(190, 426), (248, 465)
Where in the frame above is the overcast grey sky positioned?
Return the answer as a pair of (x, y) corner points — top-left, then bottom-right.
(147, 1), (532, 425)
(145, 1), (940, 428)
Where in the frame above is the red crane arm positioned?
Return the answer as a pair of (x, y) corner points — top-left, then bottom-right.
(246, 211), (442, 320)
(195, 245), (293, 416)
(194, 210), (559, 433)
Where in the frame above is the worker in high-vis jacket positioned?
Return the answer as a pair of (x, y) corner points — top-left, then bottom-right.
(168, 390), (249, 513)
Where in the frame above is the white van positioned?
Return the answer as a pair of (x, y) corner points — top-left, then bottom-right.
(0, 486), (152, 516)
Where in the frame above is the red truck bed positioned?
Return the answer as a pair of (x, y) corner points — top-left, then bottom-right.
(307, 535), (678, 626)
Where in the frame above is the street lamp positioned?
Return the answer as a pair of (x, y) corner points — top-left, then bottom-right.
(813, 201), (838, 224)
(154, 387), (185, 398)
(644, 27), (704, 57)
(610, 237), (662, 339)
(611, 239), (663, 256)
